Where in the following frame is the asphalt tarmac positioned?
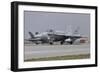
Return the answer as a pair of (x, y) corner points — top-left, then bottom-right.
(24, 43), (90, 60)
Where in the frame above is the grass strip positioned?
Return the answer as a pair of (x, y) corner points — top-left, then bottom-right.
(25, 54), (90, 62)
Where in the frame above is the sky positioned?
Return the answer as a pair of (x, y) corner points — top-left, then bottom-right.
(24, 11), (90, 39)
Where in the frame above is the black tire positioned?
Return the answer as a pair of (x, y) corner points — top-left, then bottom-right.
(69, 41), (73, 44)
(49, 42), (53, 45)
(35, 42), (39, 45)
(60, 41), (64, 45)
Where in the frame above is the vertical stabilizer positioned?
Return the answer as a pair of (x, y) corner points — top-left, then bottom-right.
(29, 32), (34, 38)
(66, 24), (73, 35)
(73, 27), (80, 35)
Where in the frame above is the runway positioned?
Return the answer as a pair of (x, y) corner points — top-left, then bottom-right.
(24, 43), (90, 60)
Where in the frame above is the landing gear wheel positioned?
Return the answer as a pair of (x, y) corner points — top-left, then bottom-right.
(49, 42), (53, 45)
(69, 41), (73, 44)
(60, 41), (64, 45)
(35, 43), (39, 45)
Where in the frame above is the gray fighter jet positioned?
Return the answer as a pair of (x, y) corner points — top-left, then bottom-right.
(27, 29), (82, 45)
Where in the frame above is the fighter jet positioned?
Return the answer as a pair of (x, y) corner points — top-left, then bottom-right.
(27, 28), (82, 45)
